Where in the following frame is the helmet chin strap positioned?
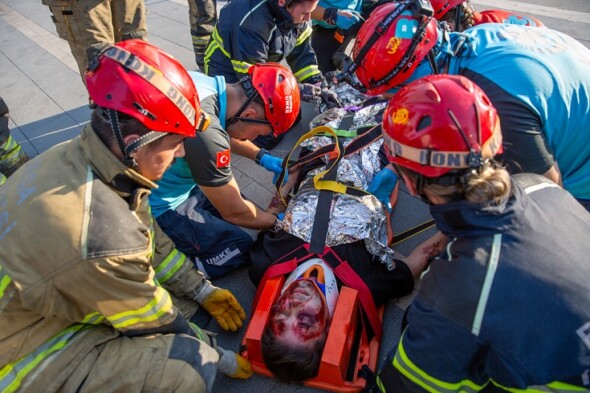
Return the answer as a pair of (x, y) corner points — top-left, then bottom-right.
(226, 77), (273, 130)
(106, 108), (167, 169)
(107, 109), (134, 167)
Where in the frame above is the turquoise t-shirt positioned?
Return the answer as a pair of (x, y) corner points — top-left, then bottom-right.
(446, 24), (590, 199)
(312, 0), (362, 29)
(388, 24), (590, 199)
(149, 72), (227, 218)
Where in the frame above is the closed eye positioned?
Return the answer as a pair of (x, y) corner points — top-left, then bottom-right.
(298, 314), (315, 329)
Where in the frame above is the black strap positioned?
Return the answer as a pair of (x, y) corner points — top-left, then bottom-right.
(338, 113), (355, 131)
(107, 109), (129, 163)
(308, 157), (339, 254)
(344, 2), (410, 77)
(390, 219), (436, 246)
(282, 124), (382, 178)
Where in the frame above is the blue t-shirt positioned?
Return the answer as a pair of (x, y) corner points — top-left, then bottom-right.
(313, 0), (362, 29)
(149, 72), (227, 218)
(447, 24), (590, 199)
(397, 24), (590, 199)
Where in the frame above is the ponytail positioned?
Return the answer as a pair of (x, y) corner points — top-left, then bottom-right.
(398, 161), (511, 206)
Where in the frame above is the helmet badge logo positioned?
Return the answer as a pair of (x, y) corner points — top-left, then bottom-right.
(392, 108), (409, 124)
(386, 37), (402, 54)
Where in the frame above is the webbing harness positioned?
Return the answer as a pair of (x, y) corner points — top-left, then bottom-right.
(276, 125), (384, 251)
(274, 125), (383, 198)
(260, 124), (386, 339)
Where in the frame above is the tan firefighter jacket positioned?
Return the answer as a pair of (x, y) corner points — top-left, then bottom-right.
(0, 125), (213, 390)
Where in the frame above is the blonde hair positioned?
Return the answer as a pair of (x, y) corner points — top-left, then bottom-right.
(400, 162), (511, 206)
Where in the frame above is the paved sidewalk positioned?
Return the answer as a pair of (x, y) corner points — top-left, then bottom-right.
(1, 0), (588, 391)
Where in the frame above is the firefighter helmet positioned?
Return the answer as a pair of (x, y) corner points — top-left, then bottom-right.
(351, 1), (438, 95)
(249, 63), (301, 136)
(86, 39), (209, 138)
(382, 74), (503, 178)
(429, 0), (465, 19)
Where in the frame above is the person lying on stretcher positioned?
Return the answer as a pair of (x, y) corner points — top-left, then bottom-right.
(247, 129), (444, 383)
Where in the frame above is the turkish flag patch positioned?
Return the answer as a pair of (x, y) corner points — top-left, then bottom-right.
(216, 149), (231, 168)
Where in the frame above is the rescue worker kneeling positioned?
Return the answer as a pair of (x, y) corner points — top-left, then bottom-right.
(374, 75), (590, 392)
(0, 40), (251, 393)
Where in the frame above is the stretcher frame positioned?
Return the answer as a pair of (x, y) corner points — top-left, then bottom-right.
(241, 274), (383, 393)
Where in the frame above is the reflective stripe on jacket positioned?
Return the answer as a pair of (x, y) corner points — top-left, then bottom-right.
(377, 174), (590, 392)
(0, 125), (209, 389)
(204, 0), (321, 83)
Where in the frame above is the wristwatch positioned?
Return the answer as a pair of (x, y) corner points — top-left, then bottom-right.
(255, 148), (269, 165)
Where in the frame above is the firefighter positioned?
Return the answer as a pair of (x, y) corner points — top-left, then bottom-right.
(374, 74), (590, 392)
(42, 0), (147, 84)
(0, 40), (251, 393)
(204, 0), (341, 149)
(347, 0), (590, 210)
(187, 0), (217, 70)
(0, 97), (30, 186)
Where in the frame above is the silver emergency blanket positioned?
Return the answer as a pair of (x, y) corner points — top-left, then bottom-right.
(278, 101), (396, 270)
(310, 101), (388, 133)
(317, 82), (371, 113)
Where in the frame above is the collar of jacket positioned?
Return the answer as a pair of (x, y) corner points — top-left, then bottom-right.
(79, 123), (157, 196)
(429, 180), (523, 238)
(267, 0), (297, 31)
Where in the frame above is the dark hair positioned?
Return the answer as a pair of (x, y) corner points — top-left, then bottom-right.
(261, 326), (326, 383)
(442, 1), (475, 31)
(90, 106), (152, 151)
(284, 0), (317, 8)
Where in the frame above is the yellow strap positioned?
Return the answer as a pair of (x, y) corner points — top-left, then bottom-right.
(280, 126), (369, 203)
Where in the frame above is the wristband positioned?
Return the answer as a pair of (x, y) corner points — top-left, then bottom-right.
(323, 7), (338, 25)
(255, 148), (269, 165)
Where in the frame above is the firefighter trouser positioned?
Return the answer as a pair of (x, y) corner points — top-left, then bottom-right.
(15, 328), (220, 393)
(0, 97), (29, 183)
(42, 0), (147, 81)
(187, 0), (217, 69)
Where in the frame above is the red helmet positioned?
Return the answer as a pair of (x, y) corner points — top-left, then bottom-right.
(249, 63), (301, 136)
(351, 1), (438, 96)
(86, 39), (209, 138)
(430, 0), (465, 19)
(382, 74), (503, 178)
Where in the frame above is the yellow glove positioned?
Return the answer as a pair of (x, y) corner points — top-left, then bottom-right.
(217, 347), (253, 379)
(194, 284), (247, 331)
(231, 353), (253, 379)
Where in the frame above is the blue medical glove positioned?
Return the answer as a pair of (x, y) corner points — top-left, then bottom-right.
(324, 8), (362, 30)
(367, 167), (398, 213)
(258, 152), (289, 185)
(335, 10), (362, 30)
(258, 152), (282, 174)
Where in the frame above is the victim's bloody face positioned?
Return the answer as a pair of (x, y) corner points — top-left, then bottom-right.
(270, 279), (330, 349)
